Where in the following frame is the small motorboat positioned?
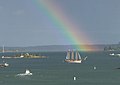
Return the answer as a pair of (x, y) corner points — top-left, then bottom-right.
(109, 53), (120, 57)
(109, 53), (115, 56)
(17, 69), (32, 76)
(0, 62), (9, 67)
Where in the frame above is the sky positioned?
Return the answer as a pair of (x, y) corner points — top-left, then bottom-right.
(0, 0), (120, 47)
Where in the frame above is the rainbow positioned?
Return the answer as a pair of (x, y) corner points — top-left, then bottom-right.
(33, 0), (96, 51)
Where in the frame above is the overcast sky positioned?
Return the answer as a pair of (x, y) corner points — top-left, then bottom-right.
(0, 0), (120, 47)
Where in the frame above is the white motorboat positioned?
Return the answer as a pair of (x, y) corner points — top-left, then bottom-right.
(17, 69), (32, 76)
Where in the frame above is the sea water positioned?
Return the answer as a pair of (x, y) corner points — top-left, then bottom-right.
(0, 51), (120, 85)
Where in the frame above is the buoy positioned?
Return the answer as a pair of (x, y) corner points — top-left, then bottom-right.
(73, 76), (76, 80)
(94, 66), (96, 70)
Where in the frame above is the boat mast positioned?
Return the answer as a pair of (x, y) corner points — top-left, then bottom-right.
(2, 45), (5, 58)
(3, 45), (4, 53)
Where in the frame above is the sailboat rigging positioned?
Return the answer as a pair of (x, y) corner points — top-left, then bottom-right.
(65, 49), (83, 63)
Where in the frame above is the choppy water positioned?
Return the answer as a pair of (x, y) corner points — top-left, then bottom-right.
(0, 51), (120, 85)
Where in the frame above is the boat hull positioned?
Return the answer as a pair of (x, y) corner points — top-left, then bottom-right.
(65, 59), (82, 63)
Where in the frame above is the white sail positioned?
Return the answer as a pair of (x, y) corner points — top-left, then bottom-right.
(25, 69), (30, 74)
(66, 53), (69, 59)
(75, 51), (77, 60)
(66, 50), (70, 60)
(71, 50), (74, 60)
(66, 56), (69, 59)
(78, 53), (81, 60)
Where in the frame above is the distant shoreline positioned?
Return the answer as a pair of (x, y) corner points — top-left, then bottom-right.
(0, 44), (119, 52)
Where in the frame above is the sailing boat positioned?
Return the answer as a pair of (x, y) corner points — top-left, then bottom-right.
(0, 45), (9, 67)
(2, 45), (5, 58)
(1, 45), (10, 58)
(65, 49), (82, 63)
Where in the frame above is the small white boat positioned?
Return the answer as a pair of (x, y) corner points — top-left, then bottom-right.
(2, 56), (12, 58)
(93, 66), (96, 70)
(0, 62), (9, 67)
(20, 55), (24, 58)
(109, 53), (120, 57)
(73, 76), (77, 80)
(2, 55), (24, 59)
(116, 54), (120, 56)
(109, 53), (115, 56)
(17, 69), (32, 76)
(4, 63), (9, 67)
